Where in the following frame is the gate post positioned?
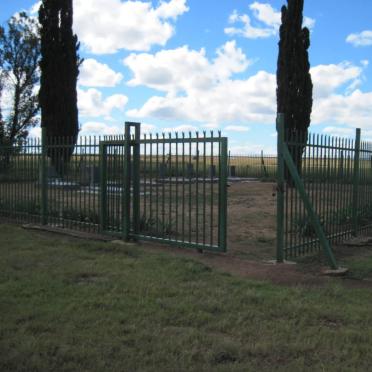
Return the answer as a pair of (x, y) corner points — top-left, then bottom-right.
(276, 114), (285, 263)
(122, 123), (132, 241)
(132, 122), (141, 238)
(218, 136), (228, 252)
(40, 127), (48, 225)
(352, 128), (361, 236)
(99, 143), (108, 232)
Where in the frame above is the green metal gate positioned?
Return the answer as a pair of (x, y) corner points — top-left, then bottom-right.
(99, 122), (228, 252)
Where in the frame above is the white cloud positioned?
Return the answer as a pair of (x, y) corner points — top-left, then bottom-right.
(213, 41), (252, 79)
(310, 62), (363, 98)
(225, 2), (315, 40)
(361, 60), (369, 67)
(74, 0), (189, 54)
(310, 61), (372, 129)
(322, 127), (354, 137)
(346, 30), (372, 47)
(79, 121), (156, 136)
(155, 0), (189, 19)
(140, 123), (157, 133)
(125, 40), (372, 133)
(203, 123), (220, 129)
(79, 59), (123, 87)
(250, 2), (281, 28)
(124, 41), (251, 95)
(312, 90), (372, 129)
(224, 125), (250, 132)
(29, 1), (41, 15)
(124, 41), (275, 128)
(127, 70), (277, 125)
(124, 42), (271, 125)
(303, 17), (316, 30)
(322, 127), (372, 142)
(163, 124), (199, 133)
(80, 122), (122, 136)
(78, 88), (128, 118)
(225, 11), (276, 39)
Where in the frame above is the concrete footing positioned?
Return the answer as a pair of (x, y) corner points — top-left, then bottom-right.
(321, 267), (349, 276)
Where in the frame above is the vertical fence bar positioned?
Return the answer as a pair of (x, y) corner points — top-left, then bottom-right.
(210, 132), (214, 247)
(352, 128), (361, 236)
(122, 123), (131, 240)
(276, 114), (285, 262)
(218, 136), (228, 251)
(132, 122), (141, 237)
(99, 143), (108, 232)
(41, 127), (48, 225)
(261, 150), (268, 178)
(196, 133), (200, 246)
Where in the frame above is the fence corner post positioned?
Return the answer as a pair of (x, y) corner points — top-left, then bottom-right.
(99, 142), (107, 233)
(276, 113), (285, 263)
(122, 122), (131, 241)
(132, 122), (141, 238)
(218, 136), (228, 252)
(352, 128), (361, 236)
(41, 126), (48, 225)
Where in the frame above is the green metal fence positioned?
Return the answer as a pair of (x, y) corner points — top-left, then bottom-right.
(0, 123), (228, 253)
(277, 115), (372, 263)
(0, 135), (113, 232)
(100, 124), (228, 252)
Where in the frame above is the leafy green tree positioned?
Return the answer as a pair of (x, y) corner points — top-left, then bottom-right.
(277, 0), (313, 178)
(0, 12), (40, 146)
(39, 0), (81, 174)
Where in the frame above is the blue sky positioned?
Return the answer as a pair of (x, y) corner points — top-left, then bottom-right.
(1, 0), (372, 153)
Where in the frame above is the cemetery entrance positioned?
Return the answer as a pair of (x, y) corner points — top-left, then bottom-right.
(99, 122), (228, 252)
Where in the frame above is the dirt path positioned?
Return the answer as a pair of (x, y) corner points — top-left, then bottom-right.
(135, 239), (372, 289)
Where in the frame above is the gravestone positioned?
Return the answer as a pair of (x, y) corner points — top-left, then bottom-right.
(187, 163), (194, 178)
(79, 165), (100, 186)
(39, 165), (59, 184)
(209, 165), (216, 178)
(159, 163), (167, 178)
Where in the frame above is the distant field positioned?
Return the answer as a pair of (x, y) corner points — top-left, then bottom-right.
(1, 224), (372, 371)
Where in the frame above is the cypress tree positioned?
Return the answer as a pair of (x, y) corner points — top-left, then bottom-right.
(277, 0), (313, 179)
(39, 0), (81, 174)
(0, 26), (3, 143)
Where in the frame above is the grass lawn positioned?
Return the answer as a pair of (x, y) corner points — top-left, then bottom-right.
(0, 224), (372, 371)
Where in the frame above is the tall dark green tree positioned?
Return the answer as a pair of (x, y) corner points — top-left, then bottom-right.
(0, 34), (3, 144)
(0, 13), (40, 145)
(39, 0), (81, 174)
(277, 0), (313, 178)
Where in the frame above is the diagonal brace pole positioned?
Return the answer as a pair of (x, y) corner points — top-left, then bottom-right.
(282, 143), (338, 270)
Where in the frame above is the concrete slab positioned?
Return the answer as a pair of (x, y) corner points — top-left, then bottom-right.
(321, 267), (349, 276)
